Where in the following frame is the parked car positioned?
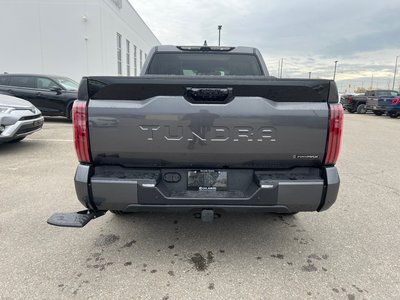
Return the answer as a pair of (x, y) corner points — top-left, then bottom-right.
(0, 74), (78, 119)
(48, 45), (342, 228)
(377, 96), (395, 115)
(385, 97), (400, 118)
(0, 94), (44, 143)
(342, 89), (399, 114)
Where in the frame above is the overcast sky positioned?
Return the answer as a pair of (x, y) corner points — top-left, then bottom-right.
(130, 0), (400, 91)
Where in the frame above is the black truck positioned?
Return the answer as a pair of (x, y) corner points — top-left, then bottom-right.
(48, 45), (343, 227)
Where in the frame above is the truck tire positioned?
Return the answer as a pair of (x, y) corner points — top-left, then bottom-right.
(373, 110), (383, 116)
(389, 113), (399, 118)
(357, 104), (367, 114)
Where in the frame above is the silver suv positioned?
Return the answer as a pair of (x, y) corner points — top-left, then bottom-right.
(0, 94), (44, 144)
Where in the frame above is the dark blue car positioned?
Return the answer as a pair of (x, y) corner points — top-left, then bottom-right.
(379, 96), (400, 118)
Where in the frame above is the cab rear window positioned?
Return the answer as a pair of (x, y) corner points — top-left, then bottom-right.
(147, 53), (263, 76)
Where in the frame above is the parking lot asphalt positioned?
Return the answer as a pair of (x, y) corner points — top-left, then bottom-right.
(0, 114), (399, 300)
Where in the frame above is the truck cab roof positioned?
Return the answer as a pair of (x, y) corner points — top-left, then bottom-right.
(142, 45), (268, 76)
(153, 45), (258, 54)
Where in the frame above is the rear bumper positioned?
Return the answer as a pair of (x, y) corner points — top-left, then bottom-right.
(343, 103), (356, 111)
(75, 165), (340, 213)
(372, 106), (386, 111)
(386, 107), (400, 113)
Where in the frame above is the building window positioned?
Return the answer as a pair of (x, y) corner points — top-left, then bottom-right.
(140, 49), (143, 71)
(117, 33), (122, 75)
(126, 40), (130, 76)
(134, 45), (137, 76)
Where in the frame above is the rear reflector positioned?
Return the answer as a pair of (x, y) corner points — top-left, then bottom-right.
(72, 100), (91, 163)
(324, 104), (343, 166)
(392, 98), (400, 105)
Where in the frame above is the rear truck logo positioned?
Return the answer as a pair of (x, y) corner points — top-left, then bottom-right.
(139, 125), (277, 142)
(293, 155), (319, 159)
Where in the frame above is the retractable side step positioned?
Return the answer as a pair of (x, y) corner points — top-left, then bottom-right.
(47, 210), (106, 228)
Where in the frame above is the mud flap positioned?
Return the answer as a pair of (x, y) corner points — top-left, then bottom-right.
(47, 210), (106, 228)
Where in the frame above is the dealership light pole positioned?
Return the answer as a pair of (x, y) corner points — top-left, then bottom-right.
(392, 55), (399, 90)
(218, 25), (222, 46)
(278, 60), (281, 77)
(333, 60), (338, 81)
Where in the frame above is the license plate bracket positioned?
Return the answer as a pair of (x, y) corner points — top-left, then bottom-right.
(187, 170), (227, 191)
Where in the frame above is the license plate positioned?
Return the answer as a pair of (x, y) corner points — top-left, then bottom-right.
(187, 170), (227, 191)
(33, 120), (43, 126)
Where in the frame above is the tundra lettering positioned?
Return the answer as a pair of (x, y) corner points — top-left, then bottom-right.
(139, 125), (160, 141)
(139, 125), (277, 142)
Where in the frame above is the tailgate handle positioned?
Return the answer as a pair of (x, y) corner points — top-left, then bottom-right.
(185, 87), (233, 103)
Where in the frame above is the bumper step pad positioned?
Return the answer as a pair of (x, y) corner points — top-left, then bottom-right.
(47, 210), (106, 228)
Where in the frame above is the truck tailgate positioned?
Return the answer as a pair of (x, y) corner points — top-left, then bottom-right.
(84, 77), (335, 168)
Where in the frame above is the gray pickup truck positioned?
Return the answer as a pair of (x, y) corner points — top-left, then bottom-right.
(48, 45), (343, 227)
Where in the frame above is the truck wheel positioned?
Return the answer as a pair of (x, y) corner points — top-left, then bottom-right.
(389, 113), (399, 118)
(356, 104), (367, 114)
(373, 110), (383, 116)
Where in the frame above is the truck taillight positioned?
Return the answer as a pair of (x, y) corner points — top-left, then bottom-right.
(324, 104), (343, 166)
(392, 98), (400, 105)
(72, 100), (91, 163)
(348, 97), (353, 102)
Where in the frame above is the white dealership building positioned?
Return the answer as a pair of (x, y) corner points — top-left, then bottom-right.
(0, 0), (160, 82)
